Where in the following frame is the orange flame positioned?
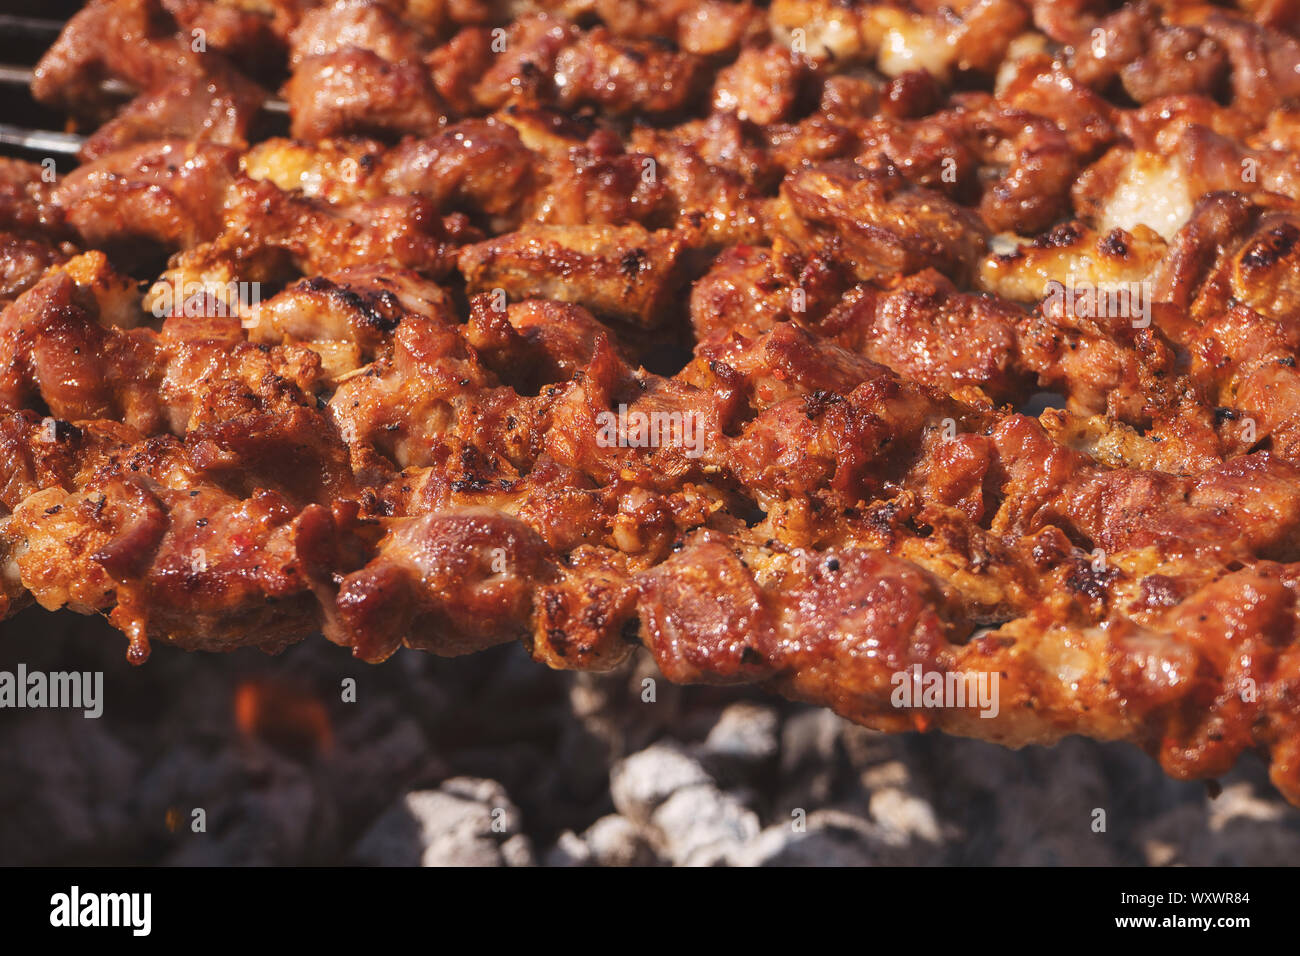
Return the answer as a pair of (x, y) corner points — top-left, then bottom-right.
(233, 677), (334, 759)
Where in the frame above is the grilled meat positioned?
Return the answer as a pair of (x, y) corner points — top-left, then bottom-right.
(11, 0), (1300, 807)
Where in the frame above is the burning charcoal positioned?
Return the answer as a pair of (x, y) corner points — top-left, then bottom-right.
(543, 830), (593, 867)
(735, 811), (897, 867)
(701, 703), (780, 767)
(350, 777), (532, 867)
(648, 783), (760, 866)
(0, 712), (139, 865)
(610, 742), (711, 823)
(581, 814), (660, 867)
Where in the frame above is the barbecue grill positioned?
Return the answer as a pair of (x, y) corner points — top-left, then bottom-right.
(7, 0), (1300, 874)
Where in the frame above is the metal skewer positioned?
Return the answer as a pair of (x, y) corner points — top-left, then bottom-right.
(0, 14), (63, 37)
(0, 122), (83, 155)
(0, 65), (289, 114)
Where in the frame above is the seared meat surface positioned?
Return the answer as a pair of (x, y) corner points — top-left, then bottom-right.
(12, 0), (1300, 807)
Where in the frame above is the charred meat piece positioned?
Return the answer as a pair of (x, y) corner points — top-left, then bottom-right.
(458, 224), (687, 327)
(776, 161), (989, 285)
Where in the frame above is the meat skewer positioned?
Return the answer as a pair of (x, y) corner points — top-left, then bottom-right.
(6, 0), (1300, 811)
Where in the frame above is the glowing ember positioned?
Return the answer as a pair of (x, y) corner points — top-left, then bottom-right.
(233, 678), (333, 759)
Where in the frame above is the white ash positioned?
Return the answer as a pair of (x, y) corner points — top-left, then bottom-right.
(2, 607), (1298, 866)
